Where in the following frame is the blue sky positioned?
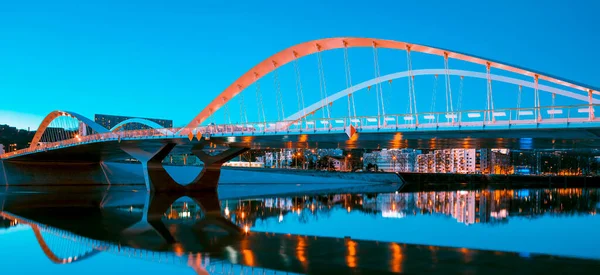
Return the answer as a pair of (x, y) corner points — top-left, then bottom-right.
(1, 0), (599, 129)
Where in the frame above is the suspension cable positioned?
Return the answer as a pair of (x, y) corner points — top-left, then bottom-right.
(485, 62), (495, 122)
(292, 51), (307, 124)
(343, 41), (357, 125)
(59, 116), (64, 141)
(457, 76), (464, 114)
(237, 85), (248, 125)
(374, 44), (386, 121)
(272, 61), (285, 121)
(208, 108), (215, 125)
(534, 74), (541, 122)
(253, 73), (266, 124)
(517, 85), (522, 120)
(316, 44), (331, 119)
(429, 75), (438, 115)
(406, 45), (418, 124)
(443, 52), (454, 115)
(372, 42), (382, 122)
(222, 97), (231, 125)
(551, 93), (556, 119)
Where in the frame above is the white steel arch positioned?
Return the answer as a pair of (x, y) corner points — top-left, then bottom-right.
(110, 118), (165, 131)
(285, 69), (600, 122)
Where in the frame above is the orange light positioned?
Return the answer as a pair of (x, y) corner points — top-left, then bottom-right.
(390, 243), (403, 273)
(173, 243), (185, 256)
(346, 240), (357, 268)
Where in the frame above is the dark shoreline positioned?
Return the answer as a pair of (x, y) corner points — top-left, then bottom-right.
(400, 172), (600, 191)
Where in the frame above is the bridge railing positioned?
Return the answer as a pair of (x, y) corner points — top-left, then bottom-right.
(2, 104), (600, 159)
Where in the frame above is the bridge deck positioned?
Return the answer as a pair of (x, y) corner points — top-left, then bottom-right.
(3, 127), (600, 162)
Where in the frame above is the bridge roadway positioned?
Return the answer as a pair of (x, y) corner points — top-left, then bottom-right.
(5, 126), (600, 163)
(3, 191), (600, 274)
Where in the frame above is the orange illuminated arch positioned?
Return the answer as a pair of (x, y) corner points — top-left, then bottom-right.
(29, 110), (109, 148)
(185, 37), (599, 129)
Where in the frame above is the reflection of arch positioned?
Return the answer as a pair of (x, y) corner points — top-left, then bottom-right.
(0, 212), (100, 264)
(110, 118), (166, 131)
(185, 37), (599, 128)
(30, 111), (109, 148)
(31, 225), (101, 264)
(285, 69), (600, 122)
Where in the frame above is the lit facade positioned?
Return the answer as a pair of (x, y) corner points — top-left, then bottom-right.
(416, 149), (477, 173)
(363, 149), (421, 172)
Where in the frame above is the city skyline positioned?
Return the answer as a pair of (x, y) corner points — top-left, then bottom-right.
(1, 1), (600, 130)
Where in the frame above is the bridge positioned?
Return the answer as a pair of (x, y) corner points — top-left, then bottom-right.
(2, 37), (600, 191)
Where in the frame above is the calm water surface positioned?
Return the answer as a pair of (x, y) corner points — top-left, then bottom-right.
(1, 186), (600, 274)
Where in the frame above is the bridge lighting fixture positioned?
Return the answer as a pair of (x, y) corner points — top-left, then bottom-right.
(547, 109), (563, 115)
(518, 111), (534, 116)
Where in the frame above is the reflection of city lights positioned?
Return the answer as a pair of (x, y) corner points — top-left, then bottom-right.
(241, 212), (245, 219)
(382, 211), (406, 219)
(244, 225), (249, 234)
(279, 213), (284, 223)
(390, 243), (403, 273)
(491, 209), (507, 218)
(346, 240), (357, 268)
(347, 206), (351, 212)
(297, 237), (307, 266)
(225, 246), (238, 264)
(179, 211), (191, 218)
(224, 206), (230, 217)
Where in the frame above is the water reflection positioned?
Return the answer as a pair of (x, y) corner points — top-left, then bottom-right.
(224, 189), (600, 229)
(1, 188), (600, 274)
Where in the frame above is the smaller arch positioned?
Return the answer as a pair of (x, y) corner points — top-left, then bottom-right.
(110, 118), (167, 131)
(29, 111), (109, 148)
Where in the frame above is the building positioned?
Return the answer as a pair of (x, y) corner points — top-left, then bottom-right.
(479, 148), (511, 174)
(94, 114), (173, 130)
(363, 149), (421, 172)
(416, 149), (477, 173)
(0, 144), (4, 155)
(8, 143), (17, 152)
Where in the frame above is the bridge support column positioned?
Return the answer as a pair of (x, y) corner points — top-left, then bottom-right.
(190, 146), (250, 191)
(120, 142), (181, 192)
(120, 142), (248, 192)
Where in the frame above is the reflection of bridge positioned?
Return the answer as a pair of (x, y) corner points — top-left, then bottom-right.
(3, 191), (600, 274)
(2, 37), (600, 191)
